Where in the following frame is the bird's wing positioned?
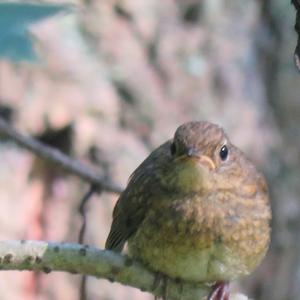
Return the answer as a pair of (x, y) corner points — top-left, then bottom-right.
(105, 141), (171, 252)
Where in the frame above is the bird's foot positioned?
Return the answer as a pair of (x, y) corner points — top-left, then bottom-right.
(207, 282), (230, 300)
(152, 273), (168, 300)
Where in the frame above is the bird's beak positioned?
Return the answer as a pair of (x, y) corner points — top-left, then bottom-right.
(184, 147), (216, 170)
(198, 155), (216, 170)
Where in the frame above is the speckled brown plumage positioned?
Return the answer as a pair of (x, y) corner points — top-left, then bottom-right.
(105, 121), (271, 288)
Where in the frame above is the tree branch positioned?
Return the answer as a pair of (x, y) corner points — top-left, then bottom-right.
(0, 118), (123, 194)
(0, 240), (210, 300)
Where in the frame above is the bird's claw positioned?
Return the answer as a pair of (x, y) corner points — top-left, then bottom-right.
(152, 273), (169, 300)
(207, 282), (230, 300)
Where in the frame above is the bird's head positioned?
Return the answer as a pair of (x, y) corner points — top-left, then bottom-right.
(160, 121), (244, 194)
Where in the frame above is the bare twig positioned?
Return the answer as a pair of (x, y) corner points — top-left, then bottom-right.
(78, 185), (100, 300)
(0, 240), (210, 300)
(78, 185), (99, 244)
(80, 276), (88, 300)
(0, 118), (123, 194)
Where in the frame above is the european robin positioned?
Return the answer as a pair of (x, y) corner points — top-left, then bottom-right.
(105, 121), (271, 300)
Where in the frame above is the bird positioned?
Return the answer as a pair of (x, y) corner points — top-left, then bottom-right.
(105, 121), (271, 300)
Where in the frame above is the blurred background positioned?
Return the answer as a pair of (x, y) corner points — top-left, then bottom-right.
(0, 0), (299, 299)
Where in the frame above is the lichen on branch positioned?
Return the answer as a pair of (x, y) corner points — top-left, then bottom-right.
(0, 240), (211, 300)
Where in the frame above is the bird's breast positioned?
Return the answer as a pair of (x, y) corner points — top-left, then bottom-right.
(128, 192), (270, 282)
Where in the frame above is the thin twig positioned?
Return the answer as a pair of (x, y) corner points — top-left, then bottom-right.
(0, 118), (123, 194)
(0, 240), (210, 300)
(80, 276), (87, 300)
(78, 185), (100, 300)
(78, 185), (99, 244)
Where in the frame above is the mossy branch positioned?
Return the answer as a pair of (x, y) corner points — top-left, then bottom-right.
(0, 240), (209, 300)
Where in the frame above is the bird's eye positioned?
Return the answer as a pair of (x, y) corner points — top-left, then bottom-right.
(170, 142), (177, 156)
(219, 145), (229, 161)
